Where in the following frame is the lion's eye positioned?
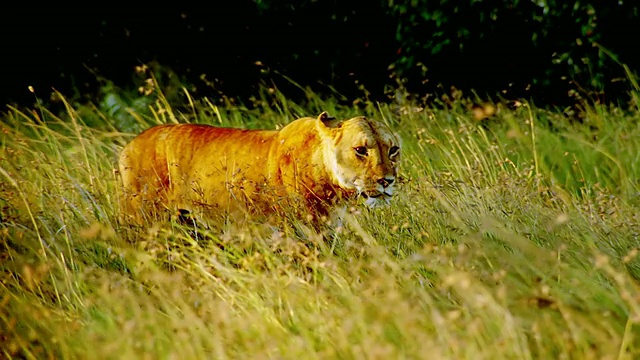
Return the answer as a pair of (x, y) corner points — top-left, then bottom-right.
(389, 146), (400, 157)
(354, 146), (368, 156)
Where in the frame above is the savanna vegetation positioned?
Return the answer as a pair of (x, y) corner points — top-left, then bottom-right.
(2, 66), (640, 359)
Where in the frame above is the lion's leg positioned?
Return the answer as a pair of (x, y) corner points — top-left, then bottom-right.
(119, 154), (169, 225)
(118, 157), (144, 225)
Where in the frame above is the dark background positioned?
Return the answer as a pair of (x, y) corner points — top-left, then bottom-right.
(2, 1), (639, 109)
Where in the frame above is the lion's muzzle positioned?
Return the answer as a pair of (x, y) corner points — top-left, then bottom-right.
(359, 176), (396, 207)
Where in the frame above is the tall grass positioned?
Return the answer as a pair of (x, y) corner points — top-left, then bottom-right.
(2, 80), (640, 359)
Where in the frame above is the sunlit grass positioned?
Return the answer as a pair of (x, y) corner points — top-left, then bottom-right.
(1, 77), (640, 359)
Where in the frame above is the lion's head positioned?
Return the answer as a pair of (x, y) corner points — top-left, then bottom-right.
(316, 112), (402, 207)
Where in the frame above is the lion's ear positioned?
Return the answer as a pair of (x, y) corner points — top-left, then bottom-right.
(317, 112), (342, 129)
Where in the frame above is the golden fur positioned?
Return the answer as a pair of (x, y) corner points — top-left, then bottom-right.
(118, 112), (401, 223)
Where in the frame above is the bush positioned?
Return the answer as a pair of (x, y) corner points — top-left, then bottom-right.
(386, 0), (640, 106)
(3, 2), (638, 109)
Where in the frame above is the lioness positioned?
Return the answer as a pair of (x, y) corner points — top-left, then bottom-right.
(118, 112), (401, 224)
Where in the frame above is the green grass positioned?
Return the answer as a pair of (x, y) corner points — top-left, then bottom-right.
(2, 78), (640, 359)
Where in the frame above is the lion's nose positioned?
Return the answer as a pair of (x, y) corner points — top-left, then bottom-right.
(376, 177), (395, 188)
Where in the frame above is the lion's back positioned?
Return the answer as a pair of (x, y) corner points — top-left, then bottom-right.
(118, 123), (280, 222)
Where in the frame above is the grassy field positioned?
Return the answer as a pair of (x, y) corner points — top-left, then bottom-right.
(1, 79), (640, 359)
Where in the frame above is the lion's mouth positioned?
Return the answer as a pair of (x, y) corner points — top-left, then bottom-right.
(360, 191), (392, 199)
